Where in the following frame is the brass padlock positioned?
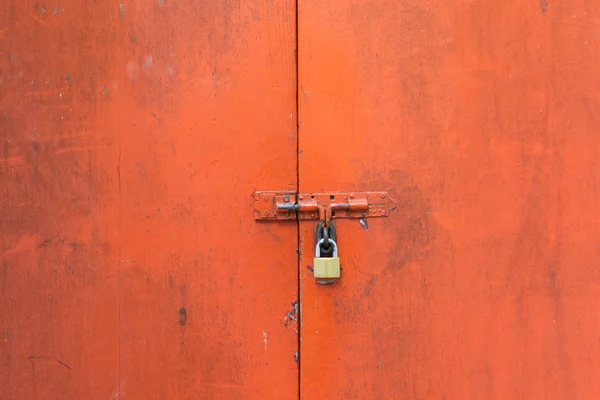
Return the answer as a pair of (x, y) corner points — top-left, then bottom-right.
(314, 238), (340, 282)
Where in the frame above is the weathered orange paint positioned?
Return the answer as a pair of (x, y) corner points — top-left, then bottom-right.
(299, 0), (600, 398)
(3, 0), (600, 398)
(1, 1), (298, 398)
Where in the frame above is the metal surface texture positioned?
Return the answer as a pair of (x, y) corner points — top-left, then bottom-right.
(298, 0), (600, 399)
(1, 1), (298, 398)
(1, 0), (600, 399)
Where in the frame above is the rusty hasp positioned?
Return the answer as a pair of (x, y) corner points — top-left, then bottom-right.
(253, 191), (396, 221)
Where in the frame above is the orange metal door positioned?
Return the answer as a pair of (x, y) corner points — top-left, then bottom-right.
(1, 1), (298, 398)
(298, 0), (600, 399)
(4, 1), (600, 399)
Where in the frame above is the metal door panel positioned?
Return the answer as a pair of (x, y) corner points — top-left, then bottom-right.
(0, 1), (299, 398)
(298, 1), (600, 398)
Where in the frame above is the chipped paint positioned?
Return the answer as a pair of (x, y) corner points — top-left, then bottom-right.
(358, 217), (369, 231)
(142, 55), (154, 69)
(282, 300), (299, 333)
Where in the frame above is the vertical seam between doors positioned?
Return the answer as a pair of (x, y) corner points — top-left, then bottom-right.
(117, 95), (122, 400)
(295, 0), (301, 398)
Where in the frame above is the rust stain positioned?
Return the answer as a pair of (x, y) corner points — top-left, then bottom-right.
(21, 86), (69, 98)
(28, 356), (72, 371)
(178, 308), (187, 326)
(18, 6), (53, 28)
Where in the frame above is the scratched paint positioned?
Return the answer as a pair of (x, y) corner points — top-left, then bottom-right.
(0, 1), (124, 397)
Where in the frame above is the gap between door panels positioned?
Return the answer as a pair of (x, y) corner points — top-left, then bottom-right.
(294, 0), (302, 396)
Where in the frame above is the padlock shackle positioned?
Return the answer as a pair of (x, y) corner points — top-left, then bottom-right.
(315, 238), (338, 257)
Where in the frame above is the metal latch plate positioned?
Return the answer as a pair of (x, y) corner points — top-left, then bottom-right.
(253, 191), (396, 221)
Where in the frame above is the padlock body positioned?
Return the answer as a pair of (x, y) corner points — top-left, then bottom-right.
(313, 257), (341, 279)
